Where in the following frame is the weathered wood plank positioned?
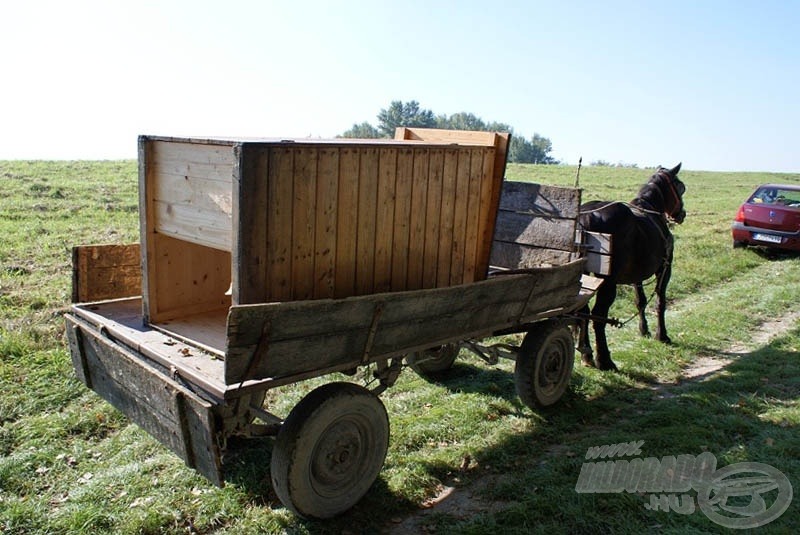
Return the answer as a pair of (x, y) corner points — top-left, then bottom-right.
(267, 147), (294, 301)
(69, 297), (226, 391)
(224, 261), (584, 383)
(314, 148), (339, 299)
(334, 148), (359, 298)
(407, 148), (430, 290)
(227, 272), (529, 345)
(151, 140), (237, 169)
(66, 315), (222, 486)
(291, 147), (317, 301)
(450, 149), (471, 285)
(578, 231), (612, 275)
(139, 137), (156, 323)
(152, 159), (234, 183)
(489, 241), (573, 270)
(463, 149), (484, 282)
(152, 173), (233, 215)
(225, 278), (531, 382)
(475, 147), (499, 279)
(391, 148), (413, 291)
(498, 181), (581, 218)
(233, 144), (268, 304)
(585, 252), (612, 276)
(493, 210), (577, 251)
(356, 147), (379, 295)
(72, 244), (141, 303)
(374, 148), (397, 293)
(152, 200), (231, 252)
(396, 127), (500, 146)
(436, 149), (458, 287)
(582, 230), (612, 255)
(422, 149), (444, 289)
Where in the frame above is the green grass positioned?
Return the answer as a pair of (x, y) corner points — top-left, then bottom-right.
(2, 161), (800, 533)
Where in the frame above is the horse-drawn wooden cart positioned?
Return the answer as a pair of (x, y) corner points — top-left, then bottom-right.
(64, 128), (601, 519)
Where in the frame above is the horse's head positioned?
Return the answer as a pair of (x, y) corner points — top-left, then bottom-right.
(658, 162), (686, 224)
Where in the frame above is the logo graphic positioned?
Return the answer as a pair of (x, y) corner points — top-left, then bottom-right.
(575, 442), (792, 529)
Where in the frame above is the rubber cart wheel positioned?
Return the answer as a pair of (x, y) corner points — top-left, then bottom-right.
(270, 382), (389, 519)
(406, 344), (459, 377)
(514, 320), (575, 409)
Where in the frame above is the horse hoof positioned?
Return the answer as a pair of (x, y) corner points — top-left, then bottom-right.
(597, 361), (619, 372)
(657, 335), (672, 344)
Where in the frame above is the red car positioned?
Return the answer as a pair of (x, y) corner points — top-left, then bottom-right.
(732, 184), (800, 251)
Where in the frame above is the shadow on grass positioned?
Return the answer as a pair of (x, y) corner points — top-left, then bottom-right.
(217, 329), (799, 532)
(749, 247), (800, 261)
(425, 361), (519, 402)
(222, 436), (419, 534)
(411, 334), (800, 532)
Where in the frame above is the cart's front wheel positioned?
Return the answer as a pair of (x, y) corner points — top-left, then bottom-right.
(514, 320), (575, 409)
(406, 344), (459, 377)
(270, 382), (389, 519)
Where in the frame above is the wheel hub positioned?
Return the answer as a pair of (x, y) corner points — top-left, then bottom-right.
(311, 421), (364, 495)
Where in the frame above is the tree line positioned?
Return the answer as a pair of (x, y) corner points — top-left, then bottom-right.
(340, 100), (558, 165)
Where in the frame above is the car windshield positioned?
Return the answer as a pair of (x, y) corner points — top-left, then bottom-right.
(748, 187), (800, 208)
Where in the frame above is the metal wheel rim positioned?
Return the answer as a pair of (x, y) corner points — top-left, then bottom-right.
(536, 336), (571, 396)
(309, 414), (373, 498)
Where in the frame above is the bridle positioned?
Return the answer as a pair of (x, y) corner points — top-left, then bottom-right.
(657, 169), (685, 222)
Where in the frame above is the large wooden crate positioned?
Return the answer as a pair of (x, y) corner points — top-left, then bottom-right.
(139, 130), (509, 324)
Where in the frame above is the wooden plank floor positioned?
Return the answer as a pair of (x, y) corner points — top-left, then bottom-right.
(71, 298), (226, 395)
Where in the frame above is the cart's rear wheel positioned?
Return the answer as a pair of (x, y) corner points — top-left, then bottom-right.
(270, 382), (389, 519)
(514, 320), (575, 409)
(406, 344), (459, 377)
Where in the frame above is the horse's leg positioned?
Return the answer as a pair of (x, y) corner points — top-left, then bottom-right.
(633, 282), (650, 337)
(654, 263), (672, 344)
(591, 282), (618, 371)
(576, 304), (595, 367)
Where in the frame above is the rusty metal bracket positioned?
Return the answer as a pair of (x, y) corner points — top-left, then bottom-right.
(370, 356), (403, 396)
(461, 340), (519, 365)
(362, 302), (384, 364)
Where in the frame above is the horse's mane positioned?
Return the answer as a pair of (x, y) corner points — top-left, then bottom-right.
(631, 172), (670, 213)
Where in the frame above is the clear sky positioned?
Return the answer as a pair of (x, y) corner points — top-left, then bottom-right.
(2, 0), (798, 172)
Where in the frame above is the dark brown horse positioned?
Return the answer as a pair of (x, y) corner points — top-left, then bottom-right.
(577, 163), (686, 371)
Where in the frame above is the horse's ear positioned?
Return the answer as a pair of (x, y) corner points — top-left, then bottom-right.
(670, 162), (682, 175)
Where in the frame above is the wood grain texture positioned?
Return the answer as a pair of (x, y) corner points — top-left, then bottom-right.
(66, 314), (223, 485)
(489, 180), (582, 270)
(72, 244), (141, 303)
(224, 260), (584, 384)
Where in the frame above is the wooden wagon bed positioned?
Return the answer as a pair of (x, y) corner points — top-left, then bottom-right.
(67, 260), (598, 401)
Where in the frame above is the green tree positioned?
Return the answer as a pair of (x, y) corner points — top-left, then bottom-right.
(376, 100), (436, 137)
(435, 112), (487, 131)
(486, 121), (513, 133)
(340, 122), (380, 139)
(338, 102), (558, 165)
(509, 134), (558, 164)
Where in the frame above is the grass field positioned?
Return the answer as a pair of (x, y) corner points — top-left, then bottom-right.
(1, 160), (799, 534)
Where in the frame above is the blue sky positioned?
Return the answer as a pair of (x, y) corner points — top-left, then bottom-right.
(2, 0), (798, 172)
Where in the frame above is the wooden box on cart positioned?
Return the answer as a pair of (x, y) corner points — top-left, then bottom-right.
(139, 128), (509, 322)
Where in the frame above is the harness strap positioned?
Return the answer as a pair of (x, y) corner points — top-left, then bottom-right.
(657, 169), (684, 219)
